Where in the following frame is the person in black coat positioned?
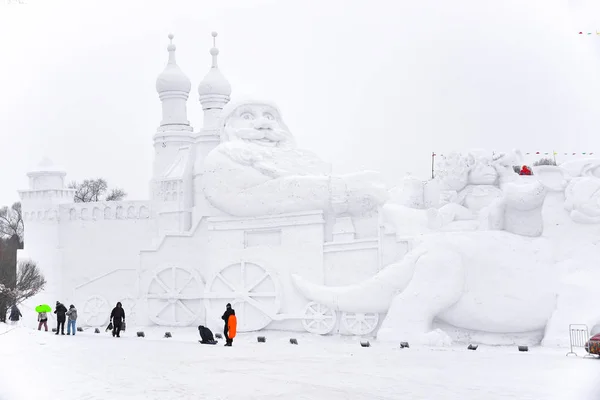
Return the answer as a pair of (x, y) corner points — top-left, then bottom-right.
(221, 303), (234, 346)
(110, 302), (125, 338)
(9, 305), (22, 325)
(198, 325), (216, 344)
(54, 301), (67, 335)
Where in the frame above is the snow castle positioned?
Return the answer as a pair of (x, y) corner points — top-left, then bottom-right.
(17, 33), (600, 346)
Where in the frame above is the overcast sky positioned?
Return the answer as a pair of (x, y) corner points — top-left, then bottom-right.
(0, 0), (598, 206)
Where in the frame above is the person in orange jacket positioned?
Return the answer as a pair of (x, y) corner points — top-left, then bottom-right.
(222, 303), (237, 346)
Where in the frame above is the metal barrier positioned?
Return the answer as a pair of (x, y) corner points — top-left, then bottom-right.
(566, 324), (589, 356)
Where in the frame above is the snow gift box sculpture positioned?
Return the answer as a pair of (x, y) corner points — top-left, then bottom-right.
(201, 101), (389, 217)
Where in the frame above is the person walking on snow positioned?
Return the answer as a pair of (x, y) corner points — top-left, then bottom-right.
(110, 302), (125, 338)
(222, 303), (237, 346)
(54, 301), (67, 335)
(37, 310), (48, 331)
(66, 304), (78, 335)
(9, 305), (22, 325)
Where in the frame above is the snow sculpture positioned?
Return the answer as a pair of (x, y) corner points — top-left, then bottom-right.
(564, 178), (600, 223)
(293, 151), (555, 345)
(427, 150), (521, 230)
(201, 101), (389, 217)
(389, 175), (440, 209)
(478, 181), (546, 237)
(20, 30), (600, 348)
(556, 159), (600, 224)
(293, 231), (564, 345)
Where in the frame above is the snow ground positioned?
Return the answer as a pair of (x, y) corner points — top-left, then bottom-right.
(0, 324), (598, 400)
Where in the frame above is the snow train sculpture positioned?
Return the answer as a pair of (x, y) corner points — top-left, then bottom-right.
(17, 33), (600, 346)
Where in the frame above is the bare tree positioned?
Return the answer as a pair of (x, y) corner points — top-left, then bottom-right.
(533, 158), (557, 166)
(0, 202), (23, 243)
(106, 188), (127, 201)
(0, 260), (45, 322)
(68, 178), (127, 203)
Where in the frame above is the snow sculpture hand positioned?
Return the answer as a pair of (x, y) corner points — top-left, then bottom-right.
(341, 171), (389, 215)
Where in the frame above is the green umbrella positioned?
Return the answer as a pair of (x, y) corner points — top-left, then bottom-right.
(35, 304), (51, 313)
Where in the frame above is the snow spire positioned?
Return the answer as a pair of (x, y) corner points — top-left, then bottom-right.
(155, 33), (192, 129)
(198, 31), (231, 131)
(167, 33), (177, 64)
(210, 31), (219, 68)
(156, 33), (191, 95)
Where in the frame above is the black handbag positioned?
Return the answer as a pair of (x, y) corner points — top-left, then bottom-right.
(106, 322), (113, 332)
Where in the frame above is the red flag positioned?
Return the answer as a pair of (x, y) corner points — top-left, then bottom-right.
(535, 151), (540, 154)
(580, 32), (583, 34)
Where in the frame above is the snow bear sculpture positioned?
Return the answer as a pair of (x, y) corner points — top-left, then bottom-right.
(201, 101), (388, 217)
(479, 181), (547, 236)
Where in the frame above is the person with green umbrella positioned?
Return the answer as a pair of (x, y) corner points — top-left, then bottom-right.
(35, 304), (51, 331)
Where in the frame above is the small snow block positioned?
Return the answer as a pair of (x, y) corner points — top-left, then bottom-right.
(360, 340), (370, 347)
(468, 344), (478, 351)
(289, 338), (298, 345)
(215, 333), (223, 339)
(518, 345), (528, 352)
(136, 331), (145, 338)
(164, 332), (172, 338)
(77, 327), (83, 332)
(257, 336), (266, 343)
(94, 328), (100, 333)
(400, 341), (410, 348)
(52, 328), (57, 333)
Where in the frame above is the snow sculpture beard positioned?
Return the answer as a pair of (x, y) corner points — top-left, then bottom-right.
(222, 104), (296, 149)
(218, 103), (331, 178)
(221, 139), (331, 179)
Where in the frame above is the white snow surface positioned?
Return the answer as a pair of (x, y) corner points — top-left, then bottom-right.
(0, 324), (599, 400)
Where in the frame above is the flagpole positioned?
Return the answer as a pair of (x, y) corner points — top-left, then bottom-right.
(431, 152), (435, 179)
(553, 150), (556, 165)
